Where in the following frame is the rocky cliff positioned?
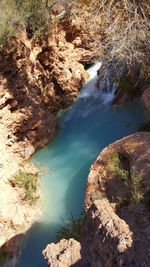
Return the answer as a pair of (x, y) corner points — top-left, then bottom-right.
(0, 9), (96, 260)
(43, 132), (150, 266)
(0, 23), (90, 161)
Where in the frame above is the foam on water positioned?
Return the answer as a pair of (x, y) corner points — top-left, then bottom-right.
(87, 61), (102, 78)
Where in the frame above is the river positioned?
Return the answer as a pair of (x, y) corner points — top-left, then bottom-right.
(16, 63), (146, 267)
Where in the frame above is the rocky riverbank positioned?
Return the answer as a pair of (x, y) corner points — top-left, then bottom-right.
(0, 6), (97, 262)
(43, 130), (150, 266)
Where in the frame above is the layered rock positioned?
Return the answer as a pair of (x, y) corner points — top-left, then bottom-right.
(43, 132), (150, 266)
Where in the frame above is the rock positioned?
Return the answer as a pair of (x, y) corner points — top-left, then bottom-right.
(2, 234), (23, 254)
(0, 172), (40, 249)
(43, 239), (81, 267)
(0, 6), (96, 263)
(142, 87), (150, 112)
(85, 132), (150, 206)
(85, 132), (150, 266)
(0, 17), (94, 160)
(36, 23), (89, 112)
(44, 132), (150, 266)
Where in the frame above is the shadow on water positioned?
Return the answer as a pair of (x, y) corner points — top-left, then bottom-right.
(16, 221), (59, 267)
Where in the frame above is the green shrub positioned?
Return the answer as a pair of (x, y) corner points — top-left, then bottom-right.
(10, 171), (38, 204)
(0, 0), (19, 46)
(115, 196), (129, 210)
(106, 152), (129, 182)
(106, 153), (144, 208)
(0, 0), (54, 46)
(131, 172), (143, 204)
(56, 212), (85, 241)
(94, 193), (105, 201)
(17, 0), (49, 37)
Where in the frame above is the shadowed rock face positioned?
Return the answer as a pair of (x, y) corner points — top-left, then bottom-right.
(142, 87), (150, 113)
(43, 132), (150, 266)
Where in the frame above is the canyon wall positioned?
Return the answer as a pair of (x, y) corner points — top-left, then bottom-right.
(0, 9), (96, 259)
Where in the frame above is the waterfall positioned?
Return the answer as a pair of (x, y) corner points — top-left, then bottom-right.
(78, 61), (115, 104)
(61, 62), (116, 125)
(87, 61), (102, 79)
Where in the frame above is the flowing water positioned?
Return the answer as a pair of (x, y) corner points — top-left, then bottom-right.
(17, 63), (147, 267)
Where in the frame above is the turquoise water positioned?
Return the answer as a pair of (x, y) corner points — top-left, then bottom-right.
(17, 64), (147, 267)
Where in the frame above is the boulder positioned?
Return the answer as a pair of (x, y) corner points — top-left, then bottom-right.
(43, 239), (81, 267)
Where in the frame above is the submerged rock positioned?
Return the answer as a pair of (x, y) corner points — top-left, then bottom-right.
(43, 132), (150, 266)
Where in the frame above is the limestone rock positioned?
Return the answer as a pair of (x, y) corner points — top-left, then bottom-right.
(0, 18), (93, 160)
(43, 239), (81, 267)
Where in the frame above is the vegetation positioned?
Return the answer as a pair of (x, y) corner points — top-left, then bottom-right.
(81, 0), (150, 87)
(106, 152), (144, 208)
(106, 152), (129, 183)
(56, 212), (86, 241)
(0, 0), (78, 45)
(115, 196), (129, 210)
(10, 171), (39, 204)
(106, 1), (148, 67)
(17, 0), (49, 37)
(0, 0), (19, 45)
(131, 170), (143, 204)
(94, 193), (105, 201)
(0, 0), (57, 45)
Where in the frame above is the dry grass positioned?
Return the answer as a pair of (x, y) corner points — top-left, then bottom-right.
(10, 171), (39, 204)
(83, 0), (150, 85)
